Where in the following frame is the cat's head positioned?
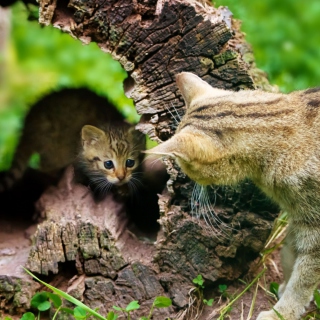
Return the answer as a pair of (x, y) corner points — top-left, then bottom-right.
(81, 123), (145, 186)
(145, 72), (232, 185)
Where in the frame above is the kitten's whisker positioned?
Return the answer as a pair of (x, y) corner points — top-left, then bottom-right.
(130, 177), (143, 187)
(101, 181), (113, 196)
(128, 180), (139, 195)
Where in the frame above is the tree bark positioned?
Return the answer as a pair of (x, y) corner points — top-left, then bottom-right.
(0, 0), (280, 318)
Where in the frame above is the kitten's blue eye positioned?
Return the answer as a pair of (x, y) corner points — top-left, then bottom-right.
(126, 159), (135, 168)
(104, 160), (114, 169)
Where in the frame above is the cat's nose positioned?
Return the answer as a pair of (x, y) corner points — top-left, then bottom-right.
(117, 174), (125, 181)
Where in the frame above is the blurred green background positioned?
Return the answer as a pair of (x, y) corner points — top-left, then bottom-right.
(214, 0), (320, 91)
(0, 0), (320, 171)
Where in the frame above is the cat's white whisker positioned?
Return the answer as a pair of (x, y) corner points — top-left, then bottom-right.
(170, 102), (182, 121)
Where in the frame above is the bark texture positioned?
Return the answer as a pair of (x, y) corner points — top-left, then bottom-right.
(0, 0), (280, 318)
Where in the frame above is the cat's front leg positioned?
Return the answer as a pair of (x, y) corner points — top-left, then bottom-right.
(257, 253), (319, 320)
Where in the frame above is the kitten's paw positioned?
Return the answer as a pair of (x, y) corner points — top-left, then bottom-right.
(256, 310), (280, 320)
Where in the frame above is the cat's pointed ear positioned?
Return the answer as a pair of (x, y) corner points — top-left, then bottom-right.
(144, 135), (190, 162)
(81, 125), (105, 147)
(176, 72), (228, 106)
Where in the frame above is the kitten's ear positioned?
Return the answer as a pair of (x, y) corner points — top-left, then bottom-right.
(81, 125), (105, 147)
(128, 126), (146, 147)
(176, 72), (228, 106)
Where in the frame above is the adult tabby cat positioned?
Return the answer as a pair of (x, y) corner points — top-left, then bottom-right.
(0, 88), (145, 198)
(146, 72), (320, 320)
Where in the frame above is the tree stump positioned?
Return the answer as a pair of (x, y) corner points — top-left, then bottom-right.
(0, 0), (280, 318)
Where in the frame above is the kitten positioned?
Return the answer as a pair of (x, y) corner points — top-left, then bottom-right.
(146, 72), (320, 320)
(75, 122), (145, 199)
(0, 88), (145, 199)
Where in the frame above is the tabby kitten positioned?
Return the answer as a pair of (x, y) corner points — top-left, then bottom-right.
(146, 72), (320, 320)
(75, 122), (145, 198)
(0, 88), (145, 198)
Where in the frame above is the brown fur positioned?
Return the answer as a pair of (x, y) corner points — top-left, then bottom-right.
(76, 122), (145, 198)
(1, 88), (145, 198)
(146, 72), (320, 320)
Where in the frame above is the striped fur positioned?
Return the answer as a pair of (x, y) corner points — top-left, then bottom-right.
(0, 88), (145, 198)
(146, 72), (320, 320)
(76, 122), (145, 198)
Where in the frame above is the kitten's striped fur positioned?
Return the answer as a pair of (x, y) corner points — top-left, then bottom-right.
(146, 72), (320, 320)
(76, 122), (145, 198)
(0, 88), (145, 198)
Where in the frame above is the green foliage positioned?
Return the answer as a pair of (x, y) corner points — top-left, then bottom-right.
(314, 289), (320, 309)
(192, 275), (214, 308)
(106, 311), (118, 320)
(192, 274), (205, 288)
(20, 313), (35, 320)
(152, 296), (172, 308)
(113, 301), (140, 319)
(22, 268), (172, 320)
(1, 2), (137, 170)
(273, 308), (286, 320)
(214, 0), (320, 92)
(269, 282), (280, 297)
(203, 298), (214, 306)
(143, 296), (172, 320)
(73, 306), (88, 319)
(218, 284), (229, 299)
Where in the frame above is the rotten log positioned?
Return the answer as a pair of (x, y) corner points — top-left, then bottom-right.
(0, 0), (280, 318)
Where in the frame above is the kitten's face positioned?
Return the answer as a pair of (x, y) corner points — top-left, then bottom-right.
(81, 124), (145, 186)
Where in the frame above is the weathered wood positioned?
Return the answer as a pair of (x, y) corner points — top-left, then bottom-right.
(0, 0), (280, 318)
(27, 166), (172, 318)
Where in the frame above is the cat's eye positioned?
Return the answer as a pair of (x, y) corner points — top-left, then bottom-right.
(104, 160), (114, 169)
(126, 159), (135, 168)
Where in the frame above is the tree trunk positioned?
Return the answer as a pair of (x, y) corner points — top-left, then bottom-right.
(0, 0), (280, 318)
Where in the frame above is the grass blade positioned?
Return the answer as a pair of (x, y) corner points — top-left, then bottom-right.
(23, 268), (106, 320)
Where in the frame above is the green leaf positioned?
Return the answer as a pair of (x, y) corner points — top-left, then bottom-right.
(270, 282), (279, 296)
(314, 290), (320, 309)
(112, 306), (122, 311)
(125, 301), (140, 312)
(153, 296), (172, 308)
(273, 308), (285, 320)
(30, 292), (49, 308)
(219, 284), (228, 293)
(23, 268), (106, 320)
(74, 306), (87, 319)
(203, 298), (214, 306)
(47, 293), (62, 308)
(138, 317), (148, 320)
(38, 301), (51, 311)
(106, 311), (118, 320)
(193, 275), (204, 287)
(20, 312), (36, 320)
(60, 307), (75, 315)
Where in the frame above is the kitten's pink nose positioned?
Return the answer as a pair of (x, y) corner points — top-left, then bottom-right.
(117, 174), (125, 181)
